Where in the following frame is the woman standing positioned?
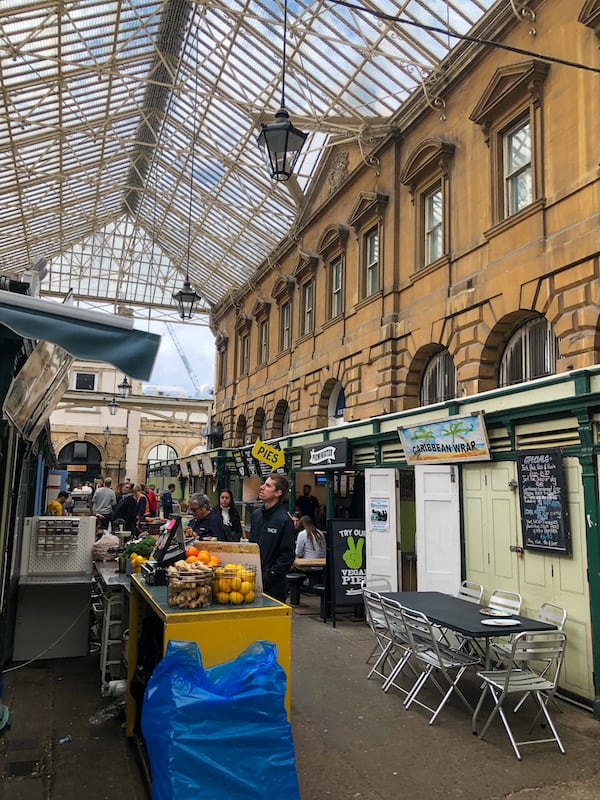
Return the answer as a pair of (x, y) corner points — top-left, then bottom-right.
(295, 515), (326, 559)
(213, 488), (243, 542)
(133, 484), (149, 531)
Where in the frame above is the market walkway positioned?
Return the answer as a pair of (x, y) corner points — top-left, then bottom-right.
(2, 594), (600, 800)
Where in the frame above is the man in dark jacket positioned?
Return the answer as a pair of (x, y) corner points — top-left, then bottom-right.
(112, 481), (137, 536)
(250, 475), (295, 602)
(161, 483), (175, 518)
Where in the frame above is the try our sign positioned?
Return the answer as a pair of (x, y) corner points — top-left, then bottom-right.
(251, 438), (285, 470)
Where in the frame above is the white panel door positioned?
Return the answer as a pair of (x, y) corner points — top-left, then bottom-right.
(415, 464), (460, 593)
(364, 468), (399, 590)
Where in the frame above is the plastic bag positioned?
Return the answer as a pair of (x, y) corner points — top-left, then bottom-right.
(141, 640), (300, 800)
(92, 532), (119, 561)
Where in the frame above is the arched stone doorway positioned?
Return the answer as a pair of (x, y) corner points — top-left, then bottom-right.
(57, 440), (103, 489)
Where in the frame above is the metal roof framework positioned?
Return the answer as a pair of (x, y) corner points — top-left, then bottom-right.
(0, 0), (497, 325)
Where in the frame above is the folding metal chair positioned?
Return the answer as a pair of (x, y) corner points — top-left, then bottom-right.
(457, 580), (484, 604)
(362, 588), (395, 682)
(380, 598), (419, 698)
(488, 588), (522, 615)
(472, 630), (568, 759)
(398, 606), (480, 724)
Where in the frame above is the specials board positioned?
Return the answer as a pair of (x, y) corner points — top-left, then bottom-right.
(329, 519), (366, 605)
(517, 449), (570, 554)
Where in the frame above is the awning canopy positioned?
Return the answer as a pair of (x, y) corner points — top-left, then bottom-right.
(0, 291), (160, 381)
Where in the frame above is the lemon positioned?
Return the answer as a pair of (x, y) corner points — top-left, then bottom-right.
(239, 581), (253, 595)
(215, 591), (230, 604)
(229, 591), (244, 605)
(242, 590), (255, 603)
(230, 577), (242, 591)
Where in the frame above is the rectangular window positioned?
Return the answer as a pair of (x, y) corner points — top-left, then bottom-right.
(365, 227), (379, 296)
(281, 302), (290, 351)
(424, 186), (443, 265)
(240, 335), (249, 375)
(259, 320), (268, 364)
(504, 118), (531, 217)
(218, 347), (227, 387)
(303, 281), (314, 335)
(330, 256), (343, 318)
(75, 372), (96, 391)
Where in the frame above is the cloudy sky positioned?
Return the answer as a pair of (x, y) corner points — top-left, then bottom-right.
(146, 320), (216, 396)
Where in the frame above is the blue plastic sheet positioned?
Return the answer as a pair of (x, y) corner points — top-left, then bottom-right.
(141, 640), (300, 800)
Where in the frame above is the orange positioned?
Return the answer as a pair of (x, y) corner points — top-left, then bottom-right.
(186, 555), (198, 564)
(198, 550), (210, 564)
(185, 546), (199, 557)
(208, 556), (220, 566)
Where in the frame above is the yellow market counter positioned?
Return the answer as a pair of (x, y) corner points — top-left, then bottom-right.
(125, 575), (292, 735)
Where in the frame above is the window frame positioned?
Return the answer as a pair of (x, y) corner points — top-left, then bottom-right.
(400, 138), (454, 273)
(302, 279), (315, 336)
(348, 192), (388, 304)
(240, 333), (250, 376)
(470, 59), (548, 227)
(503, 115), (532, 217)
(419, 349), (457, 406)
(499, 317), (558, 388)
(258, 319), (269, 365)
(424, 183), (443, 266)
(364, 226), (380, 297)
(330, 255), (344, 319)
(74, 372), (97, 391)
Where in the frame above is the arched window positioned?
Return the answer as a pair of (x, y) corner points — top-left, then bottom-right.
(420, 350), (457, 406)
(147, 444), (178, 466)
(499, 317), (558, 387)
(328, 383), (346, 427)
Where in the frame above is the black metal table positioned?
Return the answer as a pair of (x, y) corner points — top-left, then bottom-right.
(382, 591), (557, 668)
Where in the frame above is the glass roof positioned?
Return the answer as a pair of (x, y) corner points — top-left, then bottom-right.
(0, 0), (494, 324)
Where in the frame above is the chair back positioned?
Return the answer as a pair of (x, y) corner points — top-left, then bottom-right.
(489, 588), (522, 615)
(361, 577), (392, 592)
(381, 597), (411, 646)
(363, 588), (387, 633)
(457, 580), (484, 604)
(399, 606), (438, 657)
(505, 629), (567, 687)
(537, 601), (567, 631)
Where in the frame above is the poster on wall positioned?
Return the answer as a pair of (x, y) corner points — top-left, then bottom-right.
(517, 449), (570, 554)
(329, 519), (366, 605)
(369, 498), (390, 531)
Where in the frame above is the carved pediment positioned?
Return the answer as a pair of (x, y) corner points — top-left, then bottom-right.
(251, 297), (271, 321)
(293, 252), (319, 283)
(271, 275), (296, 303)
(214, 331), (229, 350)
(347, 192), (389, 230)
(470, 59), (550, 127)
(317, 224), (351, 260)
(400, 138), (455, 192)
(234, 312), (252, 335)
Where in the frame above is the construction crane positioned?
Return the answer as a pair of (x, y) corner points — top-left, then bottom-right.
(165, 322), (202, 396)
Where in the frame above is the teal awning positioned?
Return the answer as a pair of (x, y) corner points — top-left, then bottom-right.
(0, 292), (160, 380)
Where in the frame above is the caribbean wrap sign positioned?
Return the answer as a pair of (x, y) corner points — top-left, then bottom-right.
(398, 412), (491, 464)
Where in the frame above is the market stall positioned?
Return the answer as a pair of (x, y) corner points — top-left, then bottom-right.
(125, 571), (292, 736)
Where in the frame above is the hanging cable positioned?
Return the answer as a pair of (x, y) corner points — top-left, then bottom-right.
(329, 0), (600, 75)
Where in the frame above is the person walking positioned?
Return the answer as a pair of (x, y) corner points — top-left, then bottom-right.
(250, 475), (295, 602)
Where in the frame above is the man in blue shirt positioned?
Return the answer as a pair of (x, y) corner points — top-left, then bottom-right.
(161, 483), (175, 518)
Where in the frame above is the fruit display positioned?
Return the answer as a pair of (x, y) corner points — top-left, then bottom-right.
(213, 564), (257, 605)
(129, 553), (148, 574)
(167, 560), (214, 608)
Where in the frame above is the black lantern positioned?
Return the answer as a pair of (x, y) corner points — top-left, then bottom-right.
(108, 396), (119, 416)
(173, 279), (201, 320)
(257, 0), (307, 181)
(118, 376), (132, 399)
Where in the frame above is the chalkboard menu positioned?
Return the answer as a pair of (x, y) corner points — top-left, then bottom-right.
(517, 449), (570, 554)
(329, 519), (366, 605)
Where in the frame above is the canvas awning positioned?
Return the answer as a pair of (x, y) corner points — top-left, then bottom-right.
(0, 291), (160, 380)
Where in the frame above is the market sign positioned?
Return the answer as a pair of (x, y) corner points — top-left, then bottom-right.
(330, 519), (366, 605)
(398, 412), (491, 464)
(301, 438), (349, 471)
(251, 438), (285, 470)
